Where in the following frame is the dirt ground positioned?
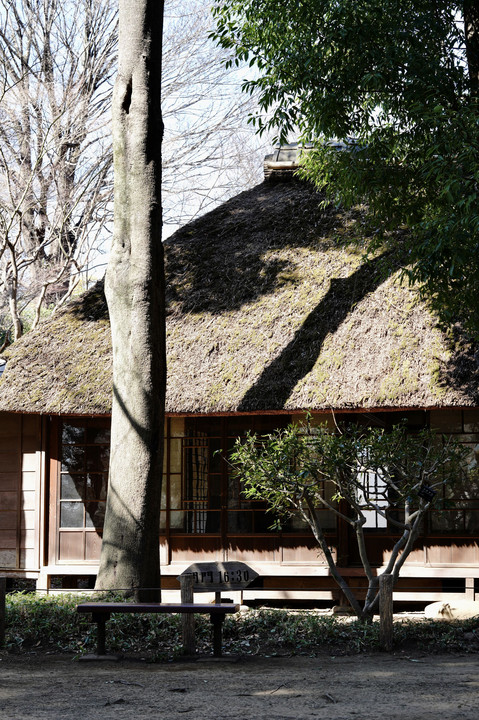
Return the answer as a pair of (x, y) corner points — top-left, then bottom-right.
(0, 651), (478, 720)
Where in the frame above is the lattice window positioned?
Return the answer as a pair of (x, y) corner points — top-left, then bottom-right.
(183, 432), (210, 533)
(429, 473), (479, 534)
(356, 453), (388, 530)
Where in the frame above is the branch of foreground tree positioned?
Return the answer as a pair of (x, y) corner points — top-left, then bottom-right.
(230, 419), (472, 621)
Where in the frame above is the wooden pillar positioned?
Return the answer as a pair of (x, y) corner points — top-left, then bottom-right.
(0, 577), (5, 647)
(379, 574), (394, 652)
(180, 573), (195, 655)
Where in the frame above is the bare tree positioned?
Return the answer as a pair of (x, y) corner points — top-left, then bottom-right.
(0, 0), (267, 349)
(95, 0), (165, 601)
(161, 0), (267, 232)
(0, 0), (117, 347)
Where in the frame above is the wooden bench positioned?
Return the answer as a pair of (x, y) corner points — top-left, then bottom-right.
(77, 561), (257, 659)
(76, 600), (239, 657)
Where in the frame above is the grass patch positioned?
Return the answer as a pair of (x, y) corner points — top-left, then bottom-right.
(3, 593), (479, 660)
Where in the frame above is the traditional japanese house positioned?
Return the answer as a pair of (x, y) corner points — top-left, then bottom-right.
(1, 179), (479, 603)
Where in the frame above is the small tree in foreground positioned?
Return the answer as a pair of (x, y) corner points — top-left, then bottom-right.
(230, 420), (470, 621)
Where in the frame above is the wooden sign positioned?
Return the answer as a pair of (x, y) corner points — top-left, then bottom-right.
(177, 561), (258, 592)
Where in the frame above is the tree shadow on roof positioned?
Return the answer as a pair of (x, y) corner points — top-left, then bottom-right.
(238, 250), (403, 411)
(435, 324), (479, 405)
(165, 180), (366, 316)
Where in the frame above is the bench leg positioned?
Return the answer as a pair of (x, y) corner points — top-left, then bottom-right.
(210, 614), (224, 658)
(182, 613), (196, 655)
(92, 613), (109, 656)
(181, 574), (196, 656)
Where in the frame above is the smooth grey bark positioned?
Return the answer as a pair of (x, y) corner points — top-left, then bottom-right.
(95, 0), (165, 602)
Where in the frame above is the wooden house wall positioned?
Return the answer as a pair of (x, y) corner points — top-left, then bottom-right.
(2, 407), (479, 601)
(0, 412), (42, 573)
(0, 412), (20, 568)
(335, 408), (479, 570)
(161, 410), (479, 573)
(425, 408), (479, 568)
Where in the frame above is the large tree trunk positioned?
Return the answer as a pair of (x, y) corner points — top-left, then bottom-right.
(95, 0), (165, 602)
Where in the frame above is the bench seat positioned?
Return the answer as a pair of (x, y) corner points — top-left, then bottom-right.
(77, 601), (239, 657)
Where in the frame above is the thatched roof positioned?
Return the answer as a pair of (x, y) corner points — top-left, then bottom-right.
(1, 180), (478, 415)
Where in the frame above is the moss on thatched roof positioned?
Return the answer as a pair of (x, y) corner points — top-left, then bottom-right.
(1, 180), (478, 415)
(0, 282), (111, 414)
